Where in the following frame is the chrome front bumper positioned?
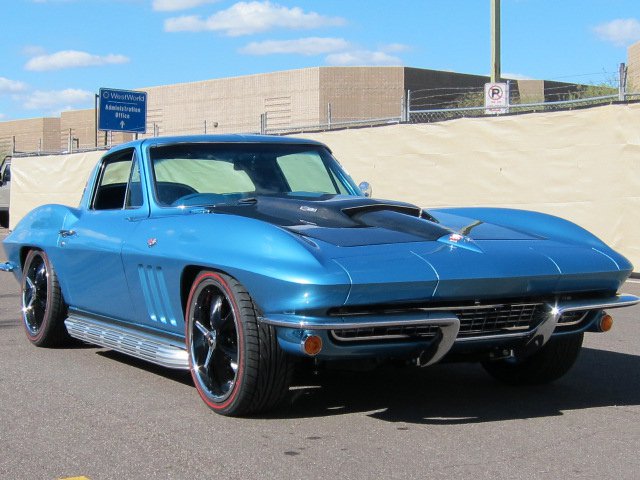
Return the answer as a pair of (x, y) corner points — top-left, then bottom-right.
(260, 294), (640, 363)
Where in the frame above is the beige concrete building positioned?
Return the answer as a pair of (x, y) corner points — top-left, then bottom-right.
(0, 117), (60, 154)
(628, 41), (640, 92)
(0, 66), (589, 154)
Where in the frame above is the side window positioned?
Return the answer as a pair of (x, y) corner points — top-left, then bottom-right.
(125, 154), (143, 209)
(92, 150), (134, 210)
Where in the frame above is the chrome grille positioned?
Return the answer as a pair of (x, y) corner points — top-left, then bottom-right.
(454, 303), (544, 338)
(557, 310), (588, 326)
(331, 324), (440, 342)
(330, 303), (546, 342)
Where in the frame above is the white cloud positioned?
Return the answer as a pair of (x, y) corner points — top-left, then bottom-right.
(593, 18), (640, 47)
(240, 37), (348, 56)
(0, 77), (28, 95)
(165, 1), (346, 36)
(23, 89), (93, 111)
(25, 50), (130, 71)
(325, 50), (402, 66)
(0, 113), (6, 120)
(153, 0), (218, 12)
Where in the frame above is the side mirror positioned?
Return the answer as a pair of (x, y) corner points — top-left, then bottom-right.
(358, 181), (372, 198)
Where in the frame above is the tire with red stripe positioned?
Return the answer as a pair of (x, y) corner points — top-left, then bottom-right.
(185, 271), (292, 416)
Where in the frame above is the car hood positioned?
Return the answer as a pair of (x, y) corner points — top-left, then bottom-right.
(214, 194), (541, 247)
(214, 195), (629, 302)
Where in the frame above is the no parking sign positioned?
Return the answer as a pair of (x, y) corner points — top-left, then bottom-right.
(484, 82), (509, 114)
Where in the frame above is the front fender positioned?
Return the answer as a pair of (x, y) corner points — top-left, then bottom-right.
(3, 204), (77, 282)
(432, 206), (634, 273)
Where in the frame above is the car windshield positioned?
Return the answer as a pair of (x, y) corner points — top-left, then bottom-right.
(149, 142), (358, 207)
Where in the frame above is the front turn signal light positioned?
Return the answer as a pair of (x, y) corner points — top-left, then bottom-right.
(599, 313), (613, 332)
(302, 335), (323, 356)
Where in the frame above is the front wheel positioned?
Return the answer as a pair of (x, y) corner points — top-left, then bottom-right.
(21, 249), (70, 347)
(185, 271), (292, 416)
(482, 333), (584, 385)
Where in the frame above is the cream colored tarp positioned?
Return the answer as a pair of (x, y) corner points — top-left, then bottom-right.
(9, 103), (640, 268)
(9, 151), (102, 229)
(294, 104), (640, 269)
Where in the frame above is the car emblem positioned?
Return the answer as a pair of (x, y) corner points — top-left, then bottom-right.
(449, 233), (464, 243)
(147, 238), (158, 248)
(299, 205), (317, 213)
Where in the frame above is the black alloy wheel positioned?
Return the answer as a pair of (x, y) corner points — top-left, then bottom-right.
(21, 249), (69, 347)
(185, 271), (292, 416)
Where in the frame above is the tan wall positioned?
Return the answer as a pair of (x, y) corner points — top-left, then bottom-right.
(319, 67), (404, 123)
(628, 41), (640, 92)
(0, 117), (61, 153)
(140, 68), (321, 136)
(516, 80), (545, 103)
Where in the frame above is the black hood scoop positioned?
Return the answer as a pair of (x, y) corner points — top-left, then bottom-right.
(212, 195), (453, 246)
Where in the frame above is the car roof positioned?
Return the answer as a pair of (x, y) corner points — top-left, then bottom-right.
(107, 134), (329, 154)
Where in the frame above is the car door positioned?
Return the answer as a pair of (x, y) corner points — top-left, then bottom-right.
(56, 148), (149, 322)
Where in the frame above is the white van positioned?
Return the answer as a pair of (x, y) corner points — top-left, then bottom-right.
(0, 156), (11, 228)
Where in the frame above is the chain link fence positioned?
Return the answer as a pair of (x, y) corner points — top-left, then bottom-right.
(406, 79), (638, 123)
(3, 65), (639, 156)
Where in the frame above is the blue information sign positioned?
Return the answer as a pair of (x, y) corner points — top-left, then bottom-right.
(98, 88), (147, 133)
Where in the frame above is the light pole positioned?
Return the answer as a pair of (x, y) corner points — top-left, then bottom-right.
(490, 0), (501, 83)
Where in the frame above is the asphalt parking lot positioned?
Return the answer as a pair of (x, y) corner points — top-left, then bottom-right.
(1, 227), (640, 480)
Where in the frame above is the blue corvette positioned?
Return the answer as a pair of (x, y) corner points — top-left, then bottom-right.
(1, 135), (638, 416)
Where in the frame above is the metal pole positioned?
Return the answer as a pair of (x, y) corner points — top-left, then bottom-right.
(490, 0), (501, 83)
(327, 103), (332, 129)
(204, 120), (207, 134)
(68, 129), (72, 153)
(11, 136), (15, 155)
(260, 113), (266, 134)
(94, 93), (98, 148)
(406, 90), (412, 122)
(619, 62), (628, 101)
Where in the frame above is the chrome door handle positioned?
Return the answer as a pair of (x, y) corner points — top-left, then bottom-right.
(59, 229), (76, 237)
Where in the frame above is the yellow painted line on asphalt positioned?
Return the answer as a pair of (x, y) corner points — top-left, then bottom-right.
(59, 477), (91, 480)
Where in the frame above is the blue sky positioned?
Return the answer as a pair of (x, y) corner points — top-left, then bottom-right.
(1, 0), (639, 120)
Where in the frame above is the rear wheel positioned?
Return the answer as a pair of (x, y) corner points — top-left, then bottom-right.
(185, 271), (292, 416)
(482, 333), (584, 385)
(21, 249), (70, 347)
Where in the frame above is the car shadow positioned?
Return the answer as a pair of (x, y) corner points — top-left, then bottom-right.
(91, 346), (640, 424)
(270, 347), (640, 423)
(96, 349), (193, 386)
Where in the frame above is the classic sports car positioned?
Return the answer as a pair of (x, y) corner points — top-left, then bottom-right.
(1, 135), (638, 416)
